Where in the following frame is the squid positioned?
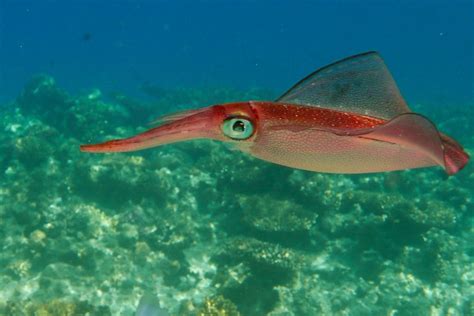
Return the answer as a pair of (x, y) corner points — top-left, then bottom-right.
(80, 52), (469, 175)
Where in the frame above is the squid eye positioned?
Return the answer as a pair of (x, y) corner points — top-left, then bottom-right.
(221, 117), (254, 140)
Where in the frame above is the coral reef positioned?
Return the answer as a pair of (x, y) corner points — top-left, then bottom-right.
(239, 194), (318, 233)
(196, 295), (240, 316)
(0, 75), (472, 315)
(1, 299), (111, 316)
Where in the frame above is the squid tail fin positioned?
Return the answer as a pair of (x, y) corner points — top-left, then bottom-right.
(441, 134), (469, 175)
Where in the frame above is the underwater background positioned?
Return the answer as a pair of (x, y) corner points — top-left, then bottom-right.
(0, 0), (473, 315)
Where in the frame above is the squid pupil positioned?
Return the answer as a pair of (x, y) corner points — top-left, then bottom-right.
(232, 120), (245, 132)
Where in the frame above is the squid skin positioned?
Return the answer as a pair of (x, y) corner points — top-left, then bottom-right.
(80, 52), (469, 175)
(80, 101), (468, 175)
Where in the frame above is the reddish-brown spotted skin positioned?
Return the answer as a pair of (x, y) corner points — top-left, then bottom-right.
(250, 101), (385, 131)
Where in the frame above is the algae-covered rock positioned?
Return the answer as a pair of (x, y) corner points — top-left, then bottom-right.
(419, 228), (467, 283)
(337, 190), (459, 230)
(15, 74), (132, 139)
(414, 199), (459, 228)
(210, 238), (302, 313)
(211, 262), (251, 291)
(11, 122), (58, 168)
(71, 154), (169, 208)
(219, 237), (303, 271)
(239, 194), (318, 232)
(196, 295), (240, 316)
(288, 171), (350, 208)
(2, 299), (111, 316)
(16, 75), (70, 119)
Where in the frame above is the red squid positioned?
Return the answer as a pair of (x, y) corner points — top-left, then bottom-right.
(80, 52), (469, 175)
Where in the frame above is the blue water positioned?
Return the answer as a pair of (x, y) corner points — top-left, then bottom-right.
(0, 1), (473, 315)
(0, 1), (472, 104)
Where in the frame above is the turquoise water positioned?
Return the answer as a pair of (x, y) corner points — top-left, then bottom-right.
(0, 1), (473, 316)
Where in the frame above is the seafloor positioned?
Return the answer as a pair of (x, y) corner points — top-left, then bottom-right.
(0, 76), (472, 316)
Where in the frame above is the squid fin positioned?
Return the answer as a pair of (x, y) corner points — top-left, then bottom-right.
(356, 113), (469, 175)
(439, 134), (470, 175)
(277, 51), (410, 120)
